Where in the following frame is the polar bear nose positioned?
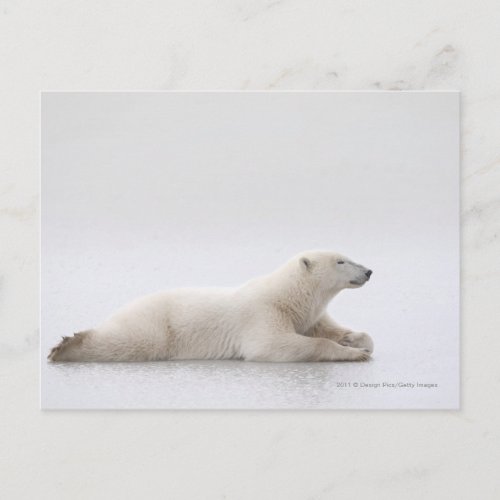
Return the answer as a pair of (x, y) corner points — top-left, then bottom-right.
(365, 270), (373, 278)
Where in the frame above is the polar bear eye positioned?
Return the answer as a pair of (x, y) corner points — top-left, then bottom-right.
(337, 261), (345, 264)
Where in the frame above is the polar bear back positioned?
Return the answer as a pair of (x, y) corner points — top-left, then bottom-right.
(100, 287), (256, 360)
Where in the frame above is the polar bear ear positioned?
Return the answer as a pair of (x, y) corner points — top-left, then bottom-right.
(300, 257), (314, 272)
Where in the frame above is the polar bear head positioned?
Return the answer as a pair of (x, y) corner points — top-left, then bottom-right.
(299, 251), (372, 291)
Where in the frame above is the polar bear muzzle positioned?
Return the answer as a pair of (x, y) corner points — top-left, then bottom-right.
(349, 267), (373, 287)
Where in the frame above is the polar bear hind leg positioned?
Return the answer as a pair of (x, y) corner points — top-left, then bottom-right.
(47, 326), (168, 362)
(48, 331), (92, 362)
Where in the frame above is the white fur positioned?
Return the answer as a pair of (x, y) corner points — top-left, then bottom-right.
(48, 250), (374, 362)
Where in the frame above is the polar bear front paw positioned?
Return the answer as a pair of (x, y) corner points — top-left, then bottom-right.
(339, 332), (374, 355)
(346, 347), (371, 362)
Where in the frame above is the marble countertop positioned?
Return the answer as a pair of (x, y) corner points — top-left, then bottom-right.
(1, 1), (499, 498)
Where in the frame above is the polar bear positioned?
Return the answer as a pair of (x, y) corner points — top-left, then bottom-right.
(48, 250), (374, 363)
